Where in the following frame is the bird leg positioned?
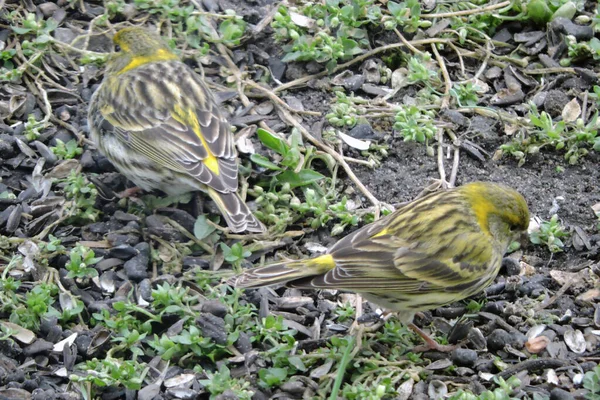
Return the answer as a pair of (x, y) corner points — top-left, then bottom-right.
(349, 294), (364, 335)
(408, 322), (457, 353)
(116, 186), (143, 198)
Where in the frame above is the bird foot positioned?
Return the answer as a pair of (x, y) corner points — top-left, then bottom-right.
(408, 322), (457, 353)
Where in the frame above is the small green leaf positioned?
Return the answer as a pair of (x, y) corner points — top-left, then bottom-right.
(11, 27), (32, 35)
(194, 215), (216, 240)
(387, 1), (406, 18)
(276, 169), (325, 188)
(250, 153), (282, 170)
(257, 128), (289, 155)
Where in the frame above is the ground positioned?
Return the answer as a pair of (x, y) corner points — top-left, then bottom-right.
(0, 0), (599, 399)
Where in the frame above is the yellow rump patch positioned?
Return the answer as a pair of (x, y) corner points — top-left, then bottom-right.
(172, 104), (220, 175)
(118, 49), (178, 74)
(371, 228), (389, 238)
(307, 254), (335, 271)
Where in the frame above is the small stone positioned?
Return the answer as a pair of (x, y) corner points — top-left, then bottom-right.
(543, 90), (570, 118)
(202, 300), (228, 318)
(182, 257), (210, 270)
(343, 74), (365, 92)
(197, 313), (227, 345)
(138, 279), (153, 302)
(0, 139), (16, 159)
(75, 334), (92, 355)
(268, 57), (287, 81)
(285, 63), (304, 81)
(108, 244), (138, 260)
(451, 349), (477, 367)
(79, 150), (96, 170)
(550, 388), (575, 400)
(487, 329), (512, 351)
(502, 257), (521, 276)
(23, 339), (54, 356)
(123, 242), (150, 282)
(234, 332), (252, 354)
(38, 2), (59, 17)
(348, 123), (378, 140)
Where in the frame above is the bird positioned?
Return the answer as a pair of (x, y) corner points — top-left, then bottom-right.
(87, 27), (265, 233)
(228, 181), (530, 350)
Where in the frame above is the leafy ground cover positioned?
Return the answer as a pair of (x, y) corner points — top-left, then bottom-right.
(0, 0), (600, 399)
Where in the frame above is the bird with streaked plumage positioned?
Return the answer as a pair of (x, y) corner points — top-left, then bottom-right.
(228, 181), (530, 350)
(88, 27), (265, 233)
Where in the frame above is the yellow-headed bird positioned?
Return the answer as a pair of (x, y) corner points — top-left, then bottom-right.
(228, 182), (529, 349)
(88, 27), (265, 233)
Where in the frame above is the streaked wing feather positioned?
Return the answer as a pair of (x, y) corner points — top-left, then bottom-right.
(98, 62), (238, 192)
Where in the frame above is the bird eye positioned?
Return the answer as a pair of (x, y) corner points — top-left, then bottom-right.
(115, 44), (121, 52)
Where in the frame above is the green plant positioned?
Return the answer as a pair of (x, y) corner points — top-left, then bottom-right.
(451, 82), (480, 106)
(198, 365), (253, 399)
(60, 170), (100, 223)
(51, 139), (83, 160)
(583, 365), (600, 400)
(448, 376), (522, 399)
(9, 282), (59, 330)
(23, 114), (45, 141)
(65, 245), (102, 279)
(394, 105), (437, 146)
(335, 302), (355, 322)
(465, 299), (485, 313)
(271, 1), (379, 70)
(500, 104), (600, 166)
(529, 214), (569, 253)
(71, 357), (147, 391)
(382, 0), (430, 32)
(220, 242), (251, 273)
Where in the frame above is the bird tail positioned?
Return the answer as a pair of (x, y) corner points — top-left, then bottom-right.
(227, 254), (336, 288)
(207, 188), (265, 233)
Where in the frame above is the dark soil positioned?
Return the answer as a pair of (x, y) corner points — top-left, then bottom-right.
(0, 0), (599, 399)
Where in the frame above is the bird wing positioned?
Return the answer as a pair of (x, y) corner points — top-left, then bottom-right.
(96, 62), (238, 192)
(291, 204), (494, 295)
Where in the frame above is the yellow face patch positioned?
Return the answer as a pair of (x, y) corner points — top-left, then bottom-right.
(117, 48), (178, 74)
(172, 104), (220, 175)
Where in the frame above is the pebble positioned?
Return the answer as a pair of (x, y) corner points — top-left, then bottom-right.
(79, 150), (96, 170)
(0, 139), (16, 159)
(123, 242), (150, 282)
(182, 257), (210, 270)
(108, 244), (138, 260)
(550, 388), (575, 400)
(23, 339), (53, 356)
(342, 74), (365, 92)
(487, 329), (512, 351)
(202, 300), (228, 318)
(197, 313), (228, 345)
(502, 257), (521, 276)
(75, 334), (93, 355)
(234, 331), (252, 354)
(138, 279), (153, 302)
(451, 349), (477, 368)
(348, 123), (377, 140)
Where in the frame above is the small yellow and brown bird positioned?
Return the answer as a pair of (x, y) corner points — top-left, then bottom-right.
(88, 27), (265, 233)
(228, 182), (530, 349)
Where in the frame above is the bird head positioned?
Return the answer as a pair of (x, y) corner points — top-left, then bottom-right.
(105, 27), (178, 75)
(462, 182), (530, 246)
